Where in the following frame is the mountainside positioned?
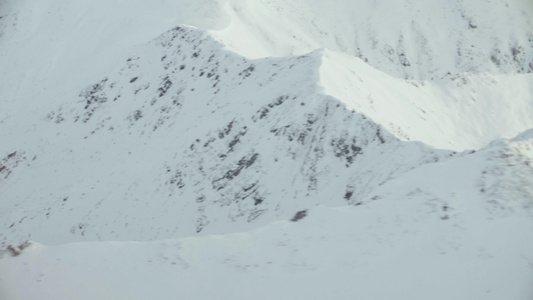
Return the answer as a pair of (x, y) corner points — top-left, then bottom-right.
(0, 0), (532, 299)
(2, 131), (533, 299)
(209, 0), (533, 79)
(0, 25), (455, 245)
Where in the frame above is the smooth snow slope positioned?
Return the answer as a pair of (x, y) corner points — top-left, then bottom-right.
(319, 50), (533, 149)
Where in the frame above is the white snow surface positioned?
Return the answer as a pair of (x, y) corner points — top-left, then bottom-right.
(1, 137), (533, 299)
(0, 0), (532, 299)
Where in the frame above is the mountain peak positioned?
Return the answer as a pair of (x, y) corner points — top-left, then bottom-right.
(1, 1), (532, 299)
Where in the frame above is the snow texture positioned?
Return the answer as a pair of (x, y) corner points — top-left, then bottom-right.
(0, 0), (532, 299)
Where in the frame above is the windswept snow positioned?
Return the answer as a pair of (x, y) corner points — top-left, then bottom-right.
(0, 0), (532, 299)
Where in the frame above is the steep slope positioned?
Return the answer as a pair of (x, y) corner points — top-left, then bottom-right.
(1, 0), (531, 153)
(1, 0), (532, 246)
(1, 130), (532, 300)
(319, 50), (533, 149)
(0, 26), (452, 246)
(1, 1), (533, 298)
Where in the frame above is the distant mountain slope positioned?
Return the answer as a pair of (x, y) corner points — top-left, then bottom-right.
(211, 0), (533, 79)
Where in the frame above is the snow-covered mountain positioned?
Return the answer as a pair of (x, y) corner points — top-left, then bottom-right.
(210, 0), (533, 79)
(0, 0), (532, 299)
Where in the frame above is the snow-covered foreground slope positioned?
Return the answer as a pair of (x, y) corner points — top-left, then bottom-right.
(1, 132), (533, 300)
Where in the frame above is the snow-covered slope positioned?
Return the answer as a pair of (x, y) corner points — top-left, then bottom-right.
(5, 22), (530, 245)
(1, 131), (533, 300)
(211, 0), (533, 79)
(1, 0), (532, 299)
(319, 50), (533, 149)
(1, 26), (454, 245)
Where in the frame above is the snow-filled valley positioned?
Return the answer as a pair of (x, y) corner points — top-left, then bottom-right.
(0, 0), (532, 299)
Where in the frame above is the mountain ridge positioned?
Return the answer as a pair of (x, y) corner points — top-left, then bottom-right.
(0, 1), (532, 299)
(1, 25), (457, 245)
